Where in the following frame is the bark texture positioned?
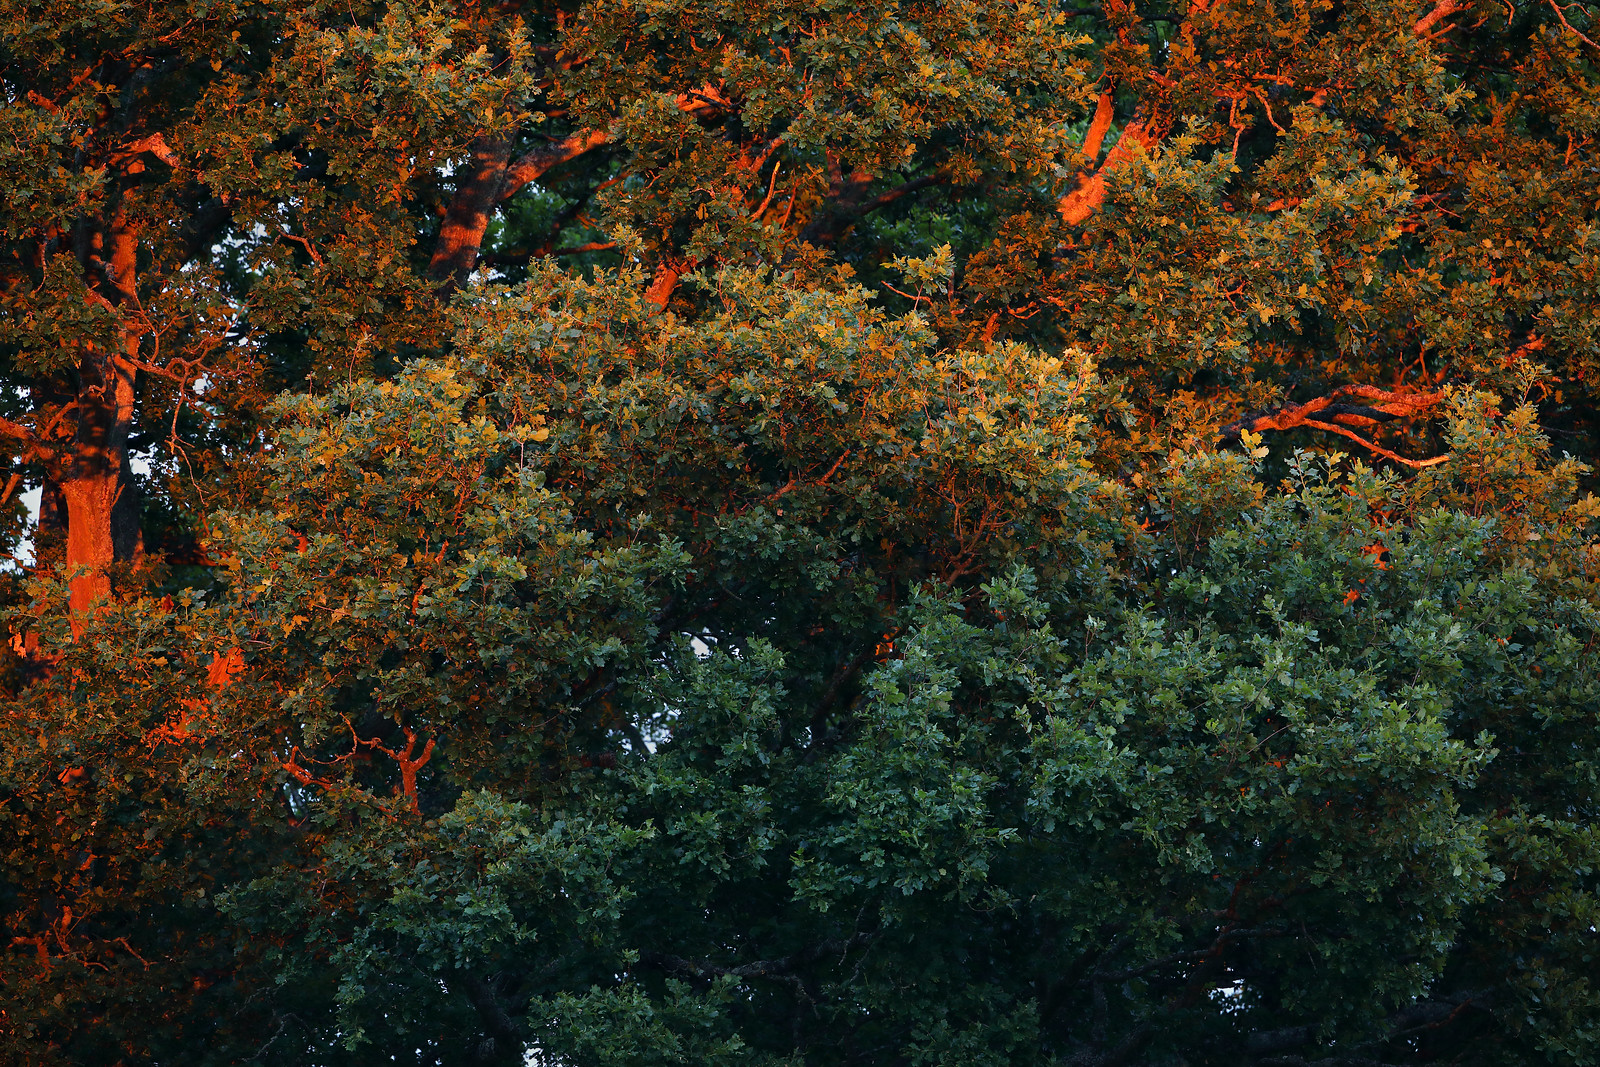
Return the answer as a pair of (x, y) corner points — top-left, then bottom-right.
(429, 133), (515, 293)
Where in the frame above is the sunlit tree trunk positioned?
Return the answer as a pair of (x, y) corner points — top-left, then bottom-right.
(57, 214), (142, 627)
(429, 133), (514, 294)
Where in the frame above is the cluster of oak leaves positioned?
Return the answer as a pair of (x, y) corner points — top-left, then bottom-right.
(4, 0), (1600, 1064)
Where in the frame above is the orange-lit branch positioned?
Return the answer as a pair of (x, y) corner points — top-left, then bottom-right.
(1415, 0), (1468, 35)
(1060, 118), (1160, 226)
(1220, 386), (1450, 468)
(355, 727), (436, 812)
(1080, 92), (1117, 162)
(1062, 0), (1460, 233)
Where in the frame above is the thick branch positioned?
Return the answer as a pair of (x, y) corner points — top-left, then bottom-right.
(644, 258), (693, 310)
(499, 129), (612, 202)
(0, 416), (41, 448)
(430, 129), (611, 293)
(1060, 118), (1159, 226)
(639, 932), (874, 1001)
(1219, 386), (1449, 468)
(108, 133), (178, 173)
(1081, 91), (1117, 162)
(455, 971), (527, 1064)
(479, 241), (618, 268)
(1415, 0), (1469, 35)
(1084, 925), (1284, 989)
(176, 196), (235, 262)
(477, 179), (618, 268)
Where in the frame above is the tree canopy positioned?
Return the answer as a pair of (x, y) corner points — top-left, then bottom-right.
(3, 0), (1600, 1064)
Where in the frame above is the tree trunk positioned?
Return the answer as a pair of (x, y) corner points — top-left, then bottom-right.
(429, 133), (514, 294)
(59, 350), (136, 623)
(60, 470), (117, 617)
(58, 214), (141, 629)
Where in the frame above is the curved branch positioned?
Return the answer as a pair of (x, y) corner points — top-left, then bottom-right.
(499, 129), (612, 202)
(429, 128), (612, 294)
(1546, 0), (1600, 52)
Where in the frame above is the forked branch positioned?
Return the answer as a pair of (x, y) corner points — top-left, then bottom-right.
(1060, 117), (1161, 226)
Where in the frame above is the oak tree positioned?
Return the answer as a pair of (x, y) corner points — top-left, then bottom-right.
(3, 0), (1600, 1064)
